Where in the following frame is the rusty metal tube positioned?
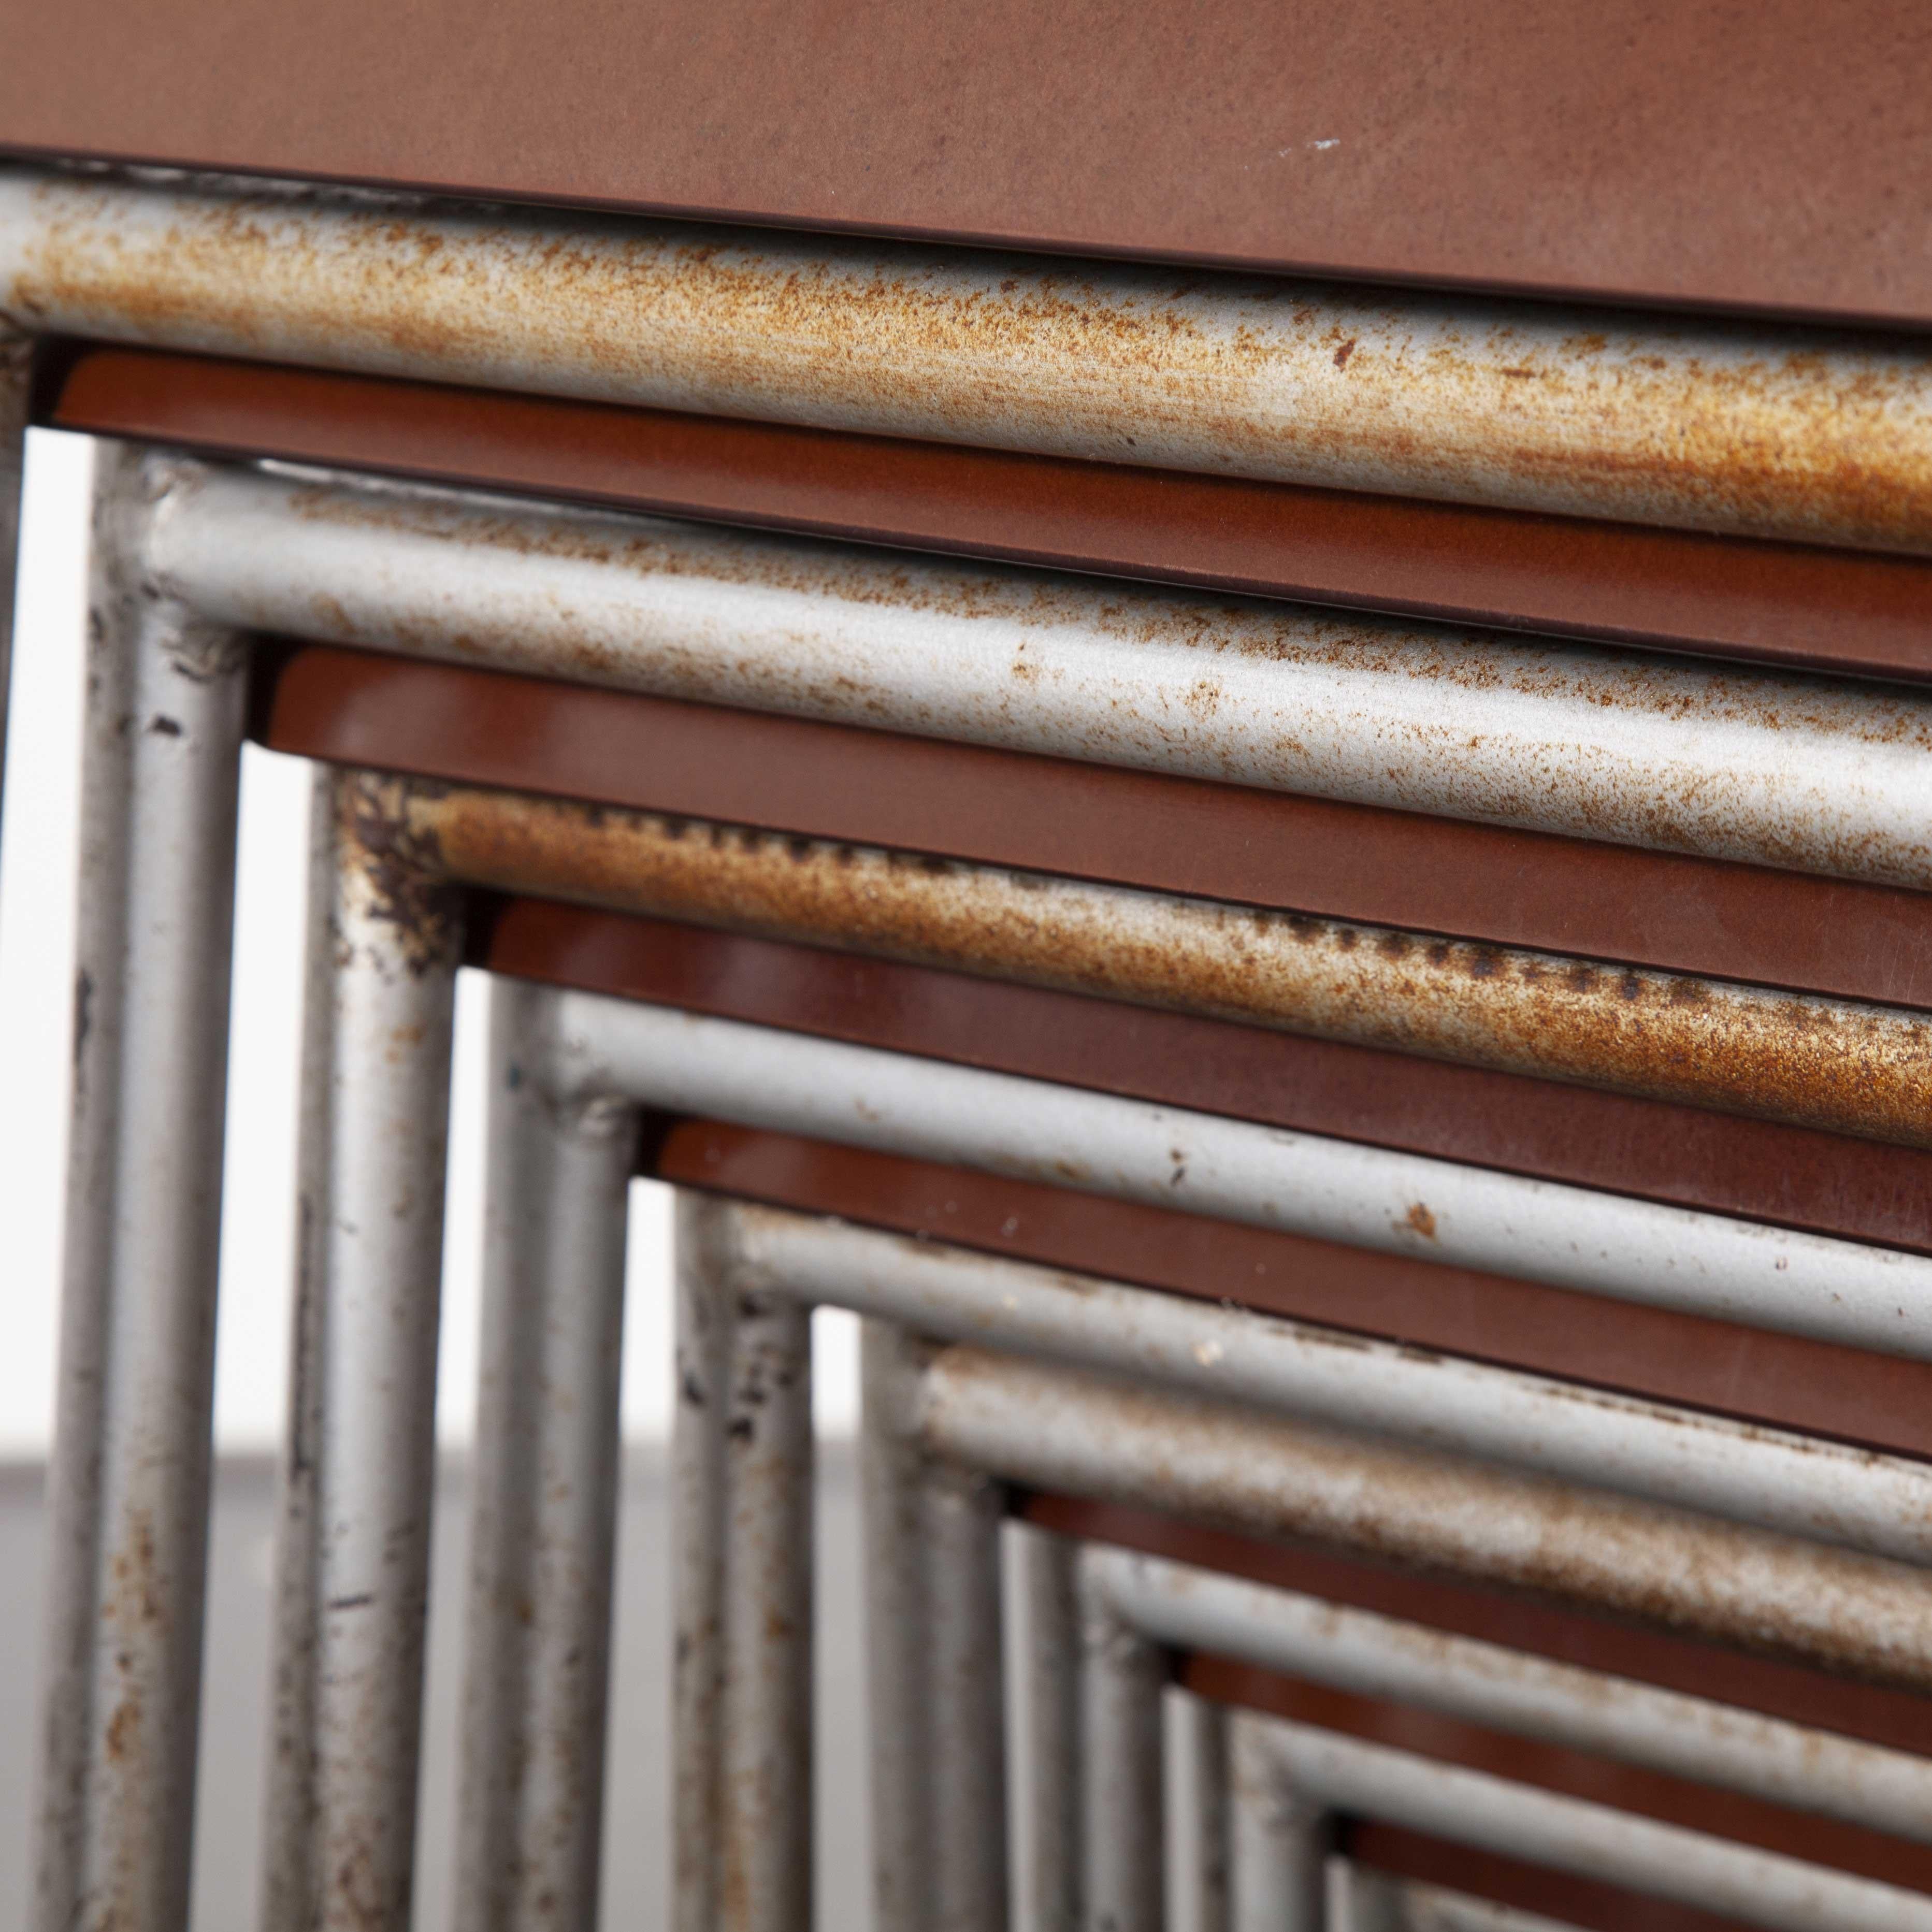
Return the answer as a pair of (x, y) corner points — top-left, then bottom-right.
(409, 786), (1932, 1148)
(1076, 1545), (1165, 1932)
(1249, 1716), (1932, 1932)
(1005, 1524), (1081, 1932)
(860, 1321), (1007, 1932)
(454, 978), (634, 1932)
(35, 445), (248, 1932)
(546, 990), (1932, 1360)
(6, 168), (1932, 551)
(151, 462), (1932, 889)
(673, 1191), (815, 1932)
(1227, 1711), (1331, 1932)
(261, 773), (460, 1932)
(915, 1347), (1932, 1690)
(1094, 1547), (1932, 1848)
(725, 1207), (1932, 1565)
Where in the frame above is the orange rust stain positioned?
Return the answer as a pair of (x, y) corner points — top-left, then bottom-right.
(1403, 1203), (1439, 1241)
(402, 781), (1932, 1149)
(104, 1697), (139, 1763)
(11, 176), (1932, 552)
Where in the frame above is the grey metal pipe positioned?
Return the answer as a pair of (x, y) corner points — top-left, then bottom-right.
(1227, 1712), (1330, 1932)
(673, 1193), (734, 1932)
(261, 772), (461, 1932)
(727, 1206), (1932, 1565)
(1251, 1716), (1932, 1932)
(553, 990), (1932, 1361)
(860, 1321), (1008, 1932)
(1075, 1546), (1164, 1932)
(915, 1346), (1932, 1689)
(1165, 1693), (1230, 1932)
(406, 784), (1932, 1149)
(674, 1191), (816, 1932)
(35, 444), (249, 1932)
(454, 978), (635, 1932)
(151, 461), (1932, 888)
(6, 168), (1932, 550)
(1093, 1547), (1932, 1848)
(1004, 1524), (1080, 1932)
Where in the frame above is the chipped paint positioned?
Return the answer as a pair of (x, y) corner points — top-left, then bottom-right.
(5, 168), (1932, 551)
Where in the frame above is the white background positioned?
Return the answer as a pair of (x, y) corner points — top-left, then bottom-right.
(0, 428), (859, 1456)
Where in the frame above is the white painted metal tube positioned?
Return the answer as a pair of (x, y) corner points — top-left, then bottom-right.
(859, 1322), (1008, 1932)
(455, 980), (635, 1932)
(262, 773), (460, 1932)
(675, 1190), (816, 1932)
(728, 1206), (1932, 1566)
(916, 1347), (1932, 1689)
(148, 460), (1932, 888)
(1164, 1692), (1230, 1932)
(1005, 1524), (1081, 1932)
(1094, 1547), (1932, 1847)
(1251, 1716), (1932, 1932)
(1076, 1546), (1165, 1932)
(672, 1194), (734, 1932)
(6, 167), (1932, 551)
(550, 990), (1932, 1359)
(36, 445), (248, 1932)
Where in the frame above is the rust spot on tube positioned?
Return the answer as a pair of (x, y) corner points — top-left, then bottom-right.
(338, 773), (462, 976)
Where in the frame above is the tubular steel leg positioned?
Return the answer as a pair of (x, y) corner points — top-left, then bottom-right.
(1167, 1694), (1229, 1932)
(1077, 1546), (1166, 1932)
(861, 1318), (1008, 1932)
(261, 772), (460, 1932)
(674, 1192), (814, 1932)
(455, 979), (636, 1932)
(675, 1191), (732, 1932)
(36, 443), (248, 1932)
(1229, 1712), (1330, 1932)
(1006, 1522), (1080, 1932)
